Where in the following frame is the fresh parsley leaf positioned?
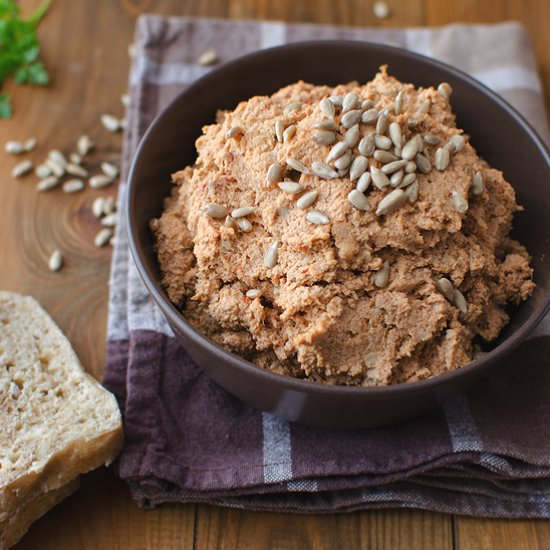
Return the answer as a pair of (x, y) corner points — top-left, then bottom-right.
(0, 93), (12, 119)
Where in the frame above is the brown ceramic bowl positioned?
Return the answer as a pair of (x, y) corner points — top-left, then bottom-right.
(126, 41), (550, 429)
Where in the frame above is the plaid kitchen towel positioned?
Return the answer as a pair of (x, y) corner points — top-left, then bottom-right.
(103, 17), (550, 517)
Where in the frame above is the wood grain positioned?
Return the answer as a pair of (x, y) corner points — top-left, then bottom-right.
(1, 1), (548, 549)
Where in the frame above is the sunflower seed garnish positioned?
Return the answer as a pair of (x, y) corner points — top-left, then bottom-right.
(100, 161), (118, 178)
(448, 134), (466, 153)
(362, 108), (379, 125)
(311, 161), (338, 180)
(451, 191), (468, 214)
(399, 172), (417, 188)
(373, 150), (398, 163)
(376, 111), (389, 135)
(203, 203), (227, 219)
(37, 176), (60, 192)
(371, 167), (390, 190)
(275, 119), (284, 142)
(278, 180), (305, 193)
(267, 162), (284, 185)
(45, 159), (65, 178)
(343, 124), (360, 147)
(312, 120), (338, 131)
(374, 262), (390, 288)
(23, 137), (37, 152)
(381, 159), (407, 175)
(224, 216), (238, 229)
(358, 134), (376, 157)
(48, 249), (63, 272)
(453, 288), (468, 314)
(264, 241), (279, 268)
(352, 174), (369, 195)
(246, 289), (262, 299)
(197, 49), (218, 66)
(5, 141), (24, 155)
(226, 126), (244, 139)
(92, 197), (106, 218)
(334, 149), (352, 170)
(376, 189), (407, 216)
(399, 138), (418, 161)
(101, 114), (122, 132)
(435, 277), (455, 302)
(374, 135), (392, 150)
(48, 149), (67, 167)
(435, 147), (451, 171)
(62, 179), (85, 193)
(424, 134), (441, 146)
(348, 189), (371, 211)
(341, 109), (362, 129)
(415, 153), (431, 174)
(388, 122), (402, 148)
(306, 210), (330, 225)
(237, 217), (253, 232)
(349, 155), (369, 181)
(313, 130), (336, 146)
(326, 141), (349, 163)
(283, 101), (302, 115)
(342, 91), (359, 113)
(471, 171), (485, 195)
(286, 157), (308, 173)
(283, 125), (297, 142)
(77, 135), (94, 156)
(390, 170), (404, 188)
(35, 163), (51, 179)
(361, 99), (375, 110)
(69, 153), (81, 165)
(405, 180), (419, 202)
(328, 95), (343, 108)
(101, 213), (118, 226)
(89, 174), (114, 189)
(94, 228), (113, 247)
(394, 91), (404, 115)
(66, 163), (88, 177)
(406, 117), (419, 129)
(296, 190), (319, 209)
(231, 206), (256, 218)
(418, 99), (431, 114)
(11, 160), (33, 178)
(438, 82), (453, 98)
(319, 98), (336, 119)
(404, 161), (417, 173)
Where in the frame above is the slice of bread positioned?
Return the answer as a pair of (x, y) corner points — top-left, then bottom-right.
(0, 291), (123, 547)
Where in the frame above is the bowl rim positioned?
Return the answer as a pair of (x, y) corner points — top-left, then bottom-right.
(126, 39), (550, 398)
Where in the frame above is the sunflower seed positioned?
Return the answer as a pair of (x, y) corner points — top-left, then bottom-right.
(376, 111), (389, 135)
(399, 172), (417, 189)
(338, 167), (349, 178)
(435, 147), (450, 171)
(415, 153), (431, 174)
(203, 203), (227, 219)
(390, 170), (404, 188)
(406, 117), (419, 130)
(371, 167), (390, 190)
(89, 174), (114, 189)
(448, 134), (466, 153)
(34, 164), (51, 178)
(48, 149), (67, 167)
(283, 101), (302, 115)
(452, 191), (468, 214)
(286, 157), (308, 173)
(424, 134), (441, 146)
(356, 171), (372, 192)
(121, 94), (130, 108)
(101, 161), (119, 178)
(319, 98), (336, 119)
(471, 171), (485, 195)
(224, 216), (238, 229)
(341, 109), (362, 129)
(343, 124), (360, 147)
(45, 159), (65, 178)
(418, 99), (431, 114)
(231, 206), (257, 218)
(197, 49), (218, 66)
(275, 119), (284, 143)
(246, 289), (262, 299)
(70, 153), (82, 165)
(453, 288), (468, 314)
(101, 212), (118, 226)
(306, 210), (329, 225)
(62, 179), (85, 193)
(373, 0), (390, 18)
(399, 138), (418, 161)
(77, 135), (94, 156)
(313, 130), (336, 146)
(405, 180), (419, 202)
(361, 99), (375, 110)
(312, 120), (338, 131)
(11, 160), (33, 178)
(5, 141), (24, 155)
(237, 217), (253, 232)
(435, 277), (455, 302)
(94, 228), (113, 247)
(48, 249), (63, 272)
(358, 134), (376, 157)
(226, 126), (244, 139)
(283, 125), (297, 142)
(334, 149), (352, 170)
(267, 163), (284, 185)
(438, 82), (453, 98)
(376, 189), (407, 216)
(92, 197), (106, 218)
(264, 241), (279, 268)
(348, 189), (371, 211)
(24, 137), (37, 152)
(37, 176), (60, 192)
(362, 108), (379, 125)
(373, 150), (398, 163)
(278, 180), (305, 193)
(404, 161), (417, 173)
(296, 190), (319, 209)
(374, 134), (392, 150)
(388, 122), (402, 147)
(326, 141), (349, 163)
(374, 262), (390, 287)
(394, 91), (404, 115)
(349, 155), (369, 181)
(342, 91), (359, 113)
(103, 196), (116, 215)
(328, 95), (343, 108)
(101, 114), (122, 132)
(311, 161), (338, 180)
(381, 159), (407, 175)
(66, 163), (88, 177)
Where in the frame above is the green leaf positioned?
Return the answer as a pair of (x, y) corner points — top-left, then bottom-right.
(26, 61), (49, 84)
(0, 93), (12, 119)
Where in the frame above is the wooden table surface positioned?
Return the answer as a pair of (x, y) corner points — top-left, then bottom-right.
(2, 0), (549, 548)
